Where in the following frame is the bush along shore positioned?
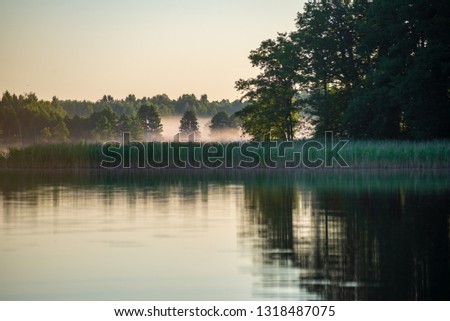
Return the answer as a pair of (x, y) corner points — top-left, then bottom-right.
(1, 140), (449, 170)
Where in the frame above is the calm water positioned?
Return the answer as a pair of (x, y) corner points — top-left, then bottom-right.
(0, 170), (449, 300)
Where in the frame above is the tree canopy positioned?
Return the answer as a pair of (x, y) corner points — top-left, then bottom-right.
(179, 110), (200, 137)
(236, 33), (300, 140)
(235, 0), (450, 140)
(209, 111), (236, 131)
(0, 92), (245, 144)
(137, 104), (163, 141)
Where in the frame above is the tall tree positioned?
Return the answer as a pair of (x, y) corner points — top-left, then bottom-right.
(90, 107), (118, 141)
(52, 120), (70, 142)
(346, 0), (450, 139)
(137, 104), (163, 141)
(235, 100), (281, 140)
(210, 111), (232, 131)
(209, 111), (239, 139)
(292, 0), (370, 137)
(235, 33), (301, 140)
(117, 114), (132, 137)
(179, 110), (200, 136)
(0, 92), (70, 144)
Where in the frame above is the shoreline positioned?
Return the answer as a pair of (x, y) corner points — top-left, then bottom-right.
(1, 167), (450, 173)
(1, 140), (449, 170)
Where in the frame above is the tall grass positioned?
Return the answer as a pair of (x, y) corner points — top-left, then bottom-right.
(1, 143), (104, 169)
(342, 140), (450, 169)
(0, 140), (449, 169)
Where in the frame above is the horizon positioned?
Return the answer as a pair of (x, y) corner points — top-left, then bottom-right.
(0, 0), (306, 102)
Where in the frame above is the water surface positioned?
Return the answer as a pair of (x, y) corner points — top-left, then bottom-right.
(0, 170), (449, 300)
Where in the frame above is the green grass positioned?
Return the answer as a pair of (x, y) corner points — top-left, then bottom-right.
(0, 140), (449, 169)
(344, 140), (450, 169)
(1, 143), (104, 169)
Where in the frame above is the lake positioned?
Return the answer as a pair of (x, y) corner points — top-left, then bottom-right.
(0, 170), (449, 300)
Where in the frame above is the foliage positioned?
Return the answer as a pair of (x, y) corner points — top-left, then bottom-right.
(0, 92), (246, 144)
(236, 0), (450, 140)
(137, 104), (163, 141)
(209, 111), (237, 131)
(90, 107), (118, 141)
(346, 0), (450, 139)
(1, 140), (449, 169)
(236, 33), (301, 140)
(0, 92), (68, 145)
(209, 111), (240, 140)
(179, 110), (200, 136)
(57, 93), (245, 118)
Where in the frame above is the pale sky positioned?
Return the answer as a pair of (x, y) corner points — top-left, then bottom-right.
(0, 0), (306, 102)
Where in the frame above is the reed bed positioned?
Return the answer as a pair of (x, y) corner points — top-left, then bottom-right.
(0, 140), (449, 169)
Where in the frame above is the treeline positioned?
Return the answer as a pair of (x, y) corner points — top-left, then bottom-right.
(0, 92), (243, 144)
(236, 0), (450, 140)
(60, 93), (244, 118)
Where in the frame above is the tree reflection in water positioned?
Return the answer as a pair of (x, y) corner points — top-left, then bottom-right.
(0, 170), (448, 300)
(240, 172), (450, 300)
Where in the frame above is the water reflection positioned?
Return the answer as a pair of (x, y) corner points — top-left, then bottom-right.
(0, 170), (449, 300)
(240, 171), (450, 300)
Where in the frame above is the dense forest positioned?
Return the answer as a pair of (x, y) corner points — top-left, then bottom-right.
(1, 0), (449, 145)
(0, 92), (244, 144)
(236, 0), (450, 140)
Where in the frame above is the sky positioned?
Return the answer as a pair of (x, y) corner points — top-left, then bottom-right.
(0, 0), (306, 102)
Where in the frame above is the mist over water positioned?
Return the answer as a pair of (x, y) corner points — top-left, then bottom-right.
(159, 117), (310, 142)
(160, 117), (246, 142)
